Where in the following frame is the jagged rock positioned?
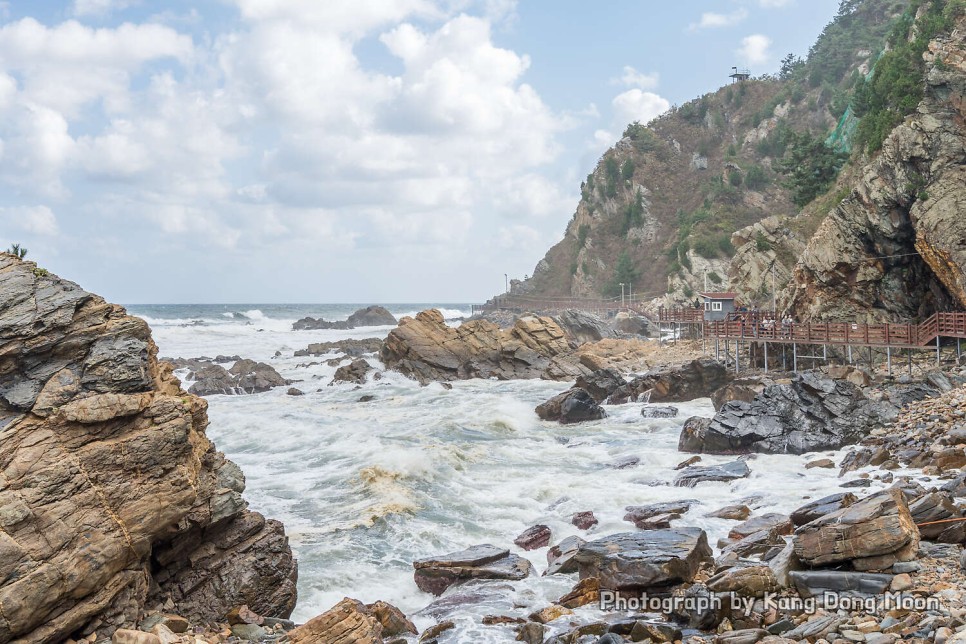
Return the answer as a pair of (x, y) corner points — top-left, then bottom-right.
(229, 359), (290, 393)
(679, 372), (894, 454)
(790, 493), (858, 526)
(514, 525), (552, 551)
(607, 359), (730, 404)
(369, 601), (418, 637)
(729, 514), (792, 541)
(330, 358), (373, 385)
(546, 536), (586, 575)
(715, 628), (769, 644)
(575, 368), (626, 402)
(413, 544), (534, 596)
(294, 338), (383, 358)
(674, 460), (750, 488)
(557, 577), (600, 609)
(288, 598), (383, 643)
(908, 491), (966, 543)
(711, 376), (775, 411)
(575, 528), (713, 591)
(668, 583), (729, 630)
(793, 488), (919, 569)
(0, 256), (296, 642)
(381, 309), (589, 383)
(186, 363), (238, 395)
(535, 387), (606, 424)
(789, 571), (894, 598)
(641, 405), (679, 418)
(292, 306), (396, 331)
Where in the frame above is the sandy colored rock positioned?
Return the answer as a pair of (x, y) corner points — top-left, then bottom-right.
(288, 598), (382, 644)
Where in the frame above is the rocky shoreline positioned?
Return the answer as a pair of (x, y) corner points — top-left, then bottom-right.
(3, 266), (965, 644)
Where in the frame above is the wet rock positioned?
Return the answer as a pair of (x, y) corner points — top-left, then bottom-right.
(626, 621), (681, 643)
(536, 387), (606, 424)
(369, 601), (418, 637)
(529, 605), (572, 624)
(572, 511), (599, 530)
(668, 583), (729, 630)
(330, 358), (373, 385)
(229, 359), (291, 393)
(675, 455), (702, 469)
(707, 505), (752, 521)
(286, 387), (304, 396)
(680, 372), (895, 455)
(782, 615), (847, 641)
(419, 620), (455, 643)
(767, 541), (802, 588)
(789, 493), (858, 527)
(546, 535), (586, 575)
(553, 310), (616, 343)
(187, 363), (239, 395)
(789, 570), (894, 597)
(516, 622), (547, 643)
(840, 478), (873, 488)
(711, 376), (774, 411)
(793, 488), (919, 569)
(607, 359), (730, 404)
(624, 500), (696, 529)
(715, 628), (769, 644)
(558, 577), (600, 609)
(641, 405), (679, 418)
(611, 455), (640, 469)
(674, 460), (750, 488)
(805, 458), (835, 469)
(908, 491), (966, 543)
(575, 528), (713, 591)
(613, 311), (651, 336)
(728, 514), (792, 541)
(413, 544), (534, 596)
(576, 368), (627, 402)
(294, 337), (383, 358)
(293, 306), (396, 331)
(358, 394), (376, 403)
(288, 598), (383, 643)
(514, 524), (552, 551)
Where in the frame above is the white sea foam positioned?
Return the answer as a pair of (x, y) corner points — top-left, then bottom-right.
(145, 313), (897, 637)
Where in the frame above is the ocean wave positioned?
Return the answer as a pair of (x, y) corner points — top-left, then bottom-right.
(395, 307), (470, 321)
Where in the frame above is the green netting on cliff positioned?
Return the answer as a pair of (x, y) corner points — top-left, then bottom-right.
(825, 51), (884, 154)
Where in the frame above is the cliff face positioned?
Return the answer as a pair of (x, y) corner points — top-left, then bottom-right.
(0, 255), (296, 642)
(787, 14), (966, 320)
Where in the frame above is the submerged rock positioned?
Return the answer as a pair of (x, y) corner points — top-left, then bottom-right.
(674, 460), (750, 488)
(0, 255), (297, 641)
(413, 544), (534, 596)
(641, 405), (679, 418)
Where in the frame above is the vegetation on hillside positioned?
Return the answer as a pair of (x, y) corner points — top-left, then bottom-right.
(6, 244), (27, 259)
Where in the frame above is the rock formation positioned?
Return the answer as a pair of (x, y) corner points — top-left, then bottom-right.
(0, 255), (296, 642)
(381, 309), (590, 383)
(788, 15), (966, 320)
(186, 359), (290, 396)
(606, 359), (729, 404)
(293, 305), (396, 331)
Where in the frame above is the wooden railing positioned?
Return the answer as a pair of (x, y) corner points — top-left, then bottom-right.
(659, 307), (705, 323)
(705, 312), (966, 348)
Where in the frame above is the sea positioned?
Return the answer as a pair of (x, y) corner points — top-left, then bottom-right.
(126, 303), (891, 640)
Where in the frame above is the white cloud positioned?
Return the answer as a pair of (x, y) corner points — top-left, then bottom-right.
(737, 34), (773, 66)
(0, 205), (59, 235)
(612, 89), (671, 129)
(73, 0), (138, 16)
(689, 8), (748, 31)
(616, 65), (659, 90)
(758, 0), (793, 7)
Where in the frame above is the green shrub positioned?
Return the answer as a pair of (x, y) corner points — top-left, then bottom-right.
(577, 223), (590, 247)
(776, 130), (848, 207)
(692, 236), (718, 259)
(728, 169), (743, 187)
(755, 231), (773, 251)
(745, 165), (768, 190)
(707, 271), (723, 285)
(621, 159), (635, 180)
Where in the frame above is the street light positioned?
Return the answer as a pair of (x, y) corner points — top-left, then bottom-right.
(505, 273), (509, 294)
(619, 282), (625, 308)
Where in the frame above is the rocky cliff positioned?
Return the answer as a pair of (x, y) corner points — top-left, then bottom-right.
(0, 255), (296, 642)
(788, 11), (966, 320)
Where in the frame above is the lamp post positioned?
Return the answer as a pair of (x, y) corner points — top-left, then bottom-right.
(504, 273), (509, 294)
(771, 264), (777, 313)
(619, 282), (625, 308)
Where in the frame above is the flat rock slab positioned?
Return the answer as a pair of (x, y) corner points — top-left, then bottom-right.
(546, 536), (586, 575)
(642, 405), (679, 419)
(575, 528), (713, 591)
(674, 461), (750, 488)
(790, 493), (858, 527)
(728, 513), (792, 541)
(413, 545), (533, 596)
(624, 500), (697, 528)
(793, 488), (918, 568)
(789, 570), (894, 598)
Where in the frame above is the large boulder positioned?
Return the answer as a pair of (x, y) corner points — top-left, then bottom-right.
(612, 311), (650, 336)
(187, 360), (289, 396)
(346, 305), (397, 328)
(382, 309), (589, 383)
(793, 488), (919, 570)
(287, 598), (383, 644)
(552, 310), (616, 343)
(674, 460), (750, 488)
(330, 358), (373, 385)
(575, 368), (626, 402)
(678, 371), (894, 454)
(535, 387), (606, 424)
(606, 359), (730, 404)
(0, 255), (296, 642)
(575, 528), (713, 591)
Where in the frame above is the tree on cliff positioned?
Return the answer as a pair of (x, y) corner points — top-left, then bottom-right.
(606, 251), (639, 297)
(6, 243), (27, 259)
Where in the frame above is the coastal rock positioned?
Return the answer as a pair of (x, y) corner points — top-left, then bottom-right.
(229, 359), (290, 393)
(641, 405), (679, 418)
(571, 511), (599, 530)
(624, 500), (696, 529)
(186, 363), (238, 395)
(575, 368), (626, 402)
(413, 544), (534, 596)
(0, 255), (296, 642)
(789, 571), (894, 598)
(707, 504), (752, 521)
(575, 528), (713, 591)
(613, 311), (651, 336)
(294, 338), (383, 358)
(706, 565), (779, 597)
(292, 306), (396, 331)
(728, 514), (792, 541)
(908, 491), (966, 543)
(330, 358), (373, 385)
(552, 310), (616, 343)
(793, 488), (919, 569)
(287, 598), (382, 644)
(679, 372), (893, 454)
(381, 309), (588, 383)
(674, 460), (750, 488)
(711, 376), (775, 411)
(535, 387), (606, 424)
(514, 525), (552, 551)
(546, 536), (586, 575)
(606, 359), (730, 404)
(790, 493), (858, 527)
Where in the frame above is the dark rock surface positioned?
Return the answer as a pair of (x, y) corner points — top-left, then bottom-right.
(413, 544), (534, 596)
(606, 359), (730, 404)
(330, 358), (373, 385)
(641, 405), (679, 419)
(623, 500), (697, 529)
(575, 528), (713, 591)
(575, 368), (626, 402)
(674, 460), (750, 488)
(514, 525), (552, 551)
(293, 306), (396, 330)
(790, 493), (858, 527)
(294, 338), (383, 358)
(535, 387), (606, 424)
(678, 371), (896, 455)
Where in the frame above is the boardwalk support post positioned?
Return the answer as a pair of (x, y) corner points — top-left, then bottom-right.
(735, 340), (740, 372)
(937, 334), (941, 366)
(886, 346), (891, 376)
(793, 343), (797, 372)
(764, 341), (768, 373)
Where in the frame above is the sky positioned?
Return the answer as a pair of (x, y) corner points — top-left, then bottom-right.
(0, 0), (841, 304)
